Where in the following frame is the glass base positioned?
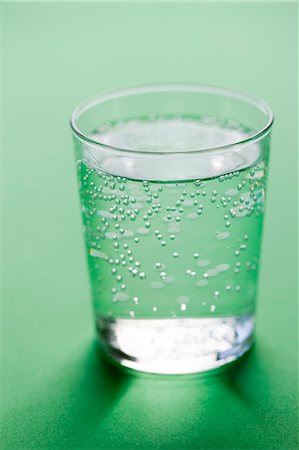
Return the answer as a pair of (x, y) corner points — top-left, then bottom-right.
(96, 314), (254, 375)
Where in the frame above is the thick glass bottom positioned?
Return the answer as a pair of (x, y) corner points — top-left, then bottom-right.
(96, 314), (254, 375)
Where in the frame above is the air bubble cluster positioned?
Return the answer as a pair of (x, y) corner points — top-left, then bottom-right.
(78, 117), (266, 319)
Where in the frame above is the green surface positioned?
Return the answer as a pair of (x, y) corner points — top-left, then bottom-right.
(2, 3), (298, 449)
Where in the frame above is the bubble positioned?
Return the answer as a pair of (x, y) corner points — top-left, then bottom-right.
(111, 268), (117, 274)
(113, 292), (129, 302)
(177, 296), (190, 304)
(180, 303), (187, 311)
(225, 221), (230, 228)
(139, 272), (146, 279)
(151, 281), (164, 289)
(235, 285), (241, 291)
(193, 253), (199, 259)
(120, 284), (126, 290)
(206, 269), (218, 277)
(132, 268), (138, 276)
(226, 285), (231, 291)
(123, 230), (134, 238)
(240, 244), (247, 250)
(155, 262), (162, 269)
(235, 250), (240, 256)
(186, 212), (198, 220)
(160, 271), (167, 279)
(161, 241), (167, 247)
(225, 188), (238, 197)
(116, 275), (122, 281)
(197, 259), (210, 267)
(170, 234), (176, 240)
(112, 287), (117, 293)
(134, 237), (139, 243)
(214, 291), (220, 298)
(216, 263), (230, 272)
(163, 276), (175, 284)
(203, 273), (209, 279)
(186, 269), (196, 277)
(89, 249), (108, 259)
(196, 280), (209, 287)
(137, 228), (150, 235)
(210, 305), (216, 312)
(153, 306), (157, 312)
(217, 231), (230, 240)
(244, 235), (249, 241)
(129, 310), (135, 318)
(133, 296), (139, 304)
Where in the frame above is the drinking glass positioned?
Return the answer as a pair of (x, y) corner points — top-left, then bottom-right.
(70, 84), (273, 374)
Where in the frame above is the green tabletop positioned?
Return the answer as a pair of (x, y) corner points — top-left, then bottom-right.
(2, 3), (298, 449)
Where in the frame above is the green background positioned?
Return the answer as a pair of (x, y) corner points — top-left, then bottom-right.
(2, 3), (298, 449)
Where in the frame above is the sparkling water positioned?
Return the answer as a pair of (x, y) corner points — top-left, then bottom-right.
(76, 117), (267, 373)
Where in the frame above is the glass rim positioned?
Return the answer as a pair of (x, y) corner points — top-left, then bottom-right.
(70, 83), (274, 155)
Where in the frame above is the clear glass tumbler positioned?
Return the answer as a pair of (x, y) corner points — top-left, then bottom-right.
(70, 84), (273, 374)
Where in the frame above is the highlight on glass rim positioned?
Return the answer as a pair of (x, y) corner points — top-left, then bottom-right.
(70, 84), (274, 374)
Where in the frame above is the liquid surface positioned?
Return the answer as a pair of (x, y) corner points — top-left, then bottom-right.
(84, 118), (260, 181)
(94, 118), (251, 152)
(77, 118), (267, 320)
